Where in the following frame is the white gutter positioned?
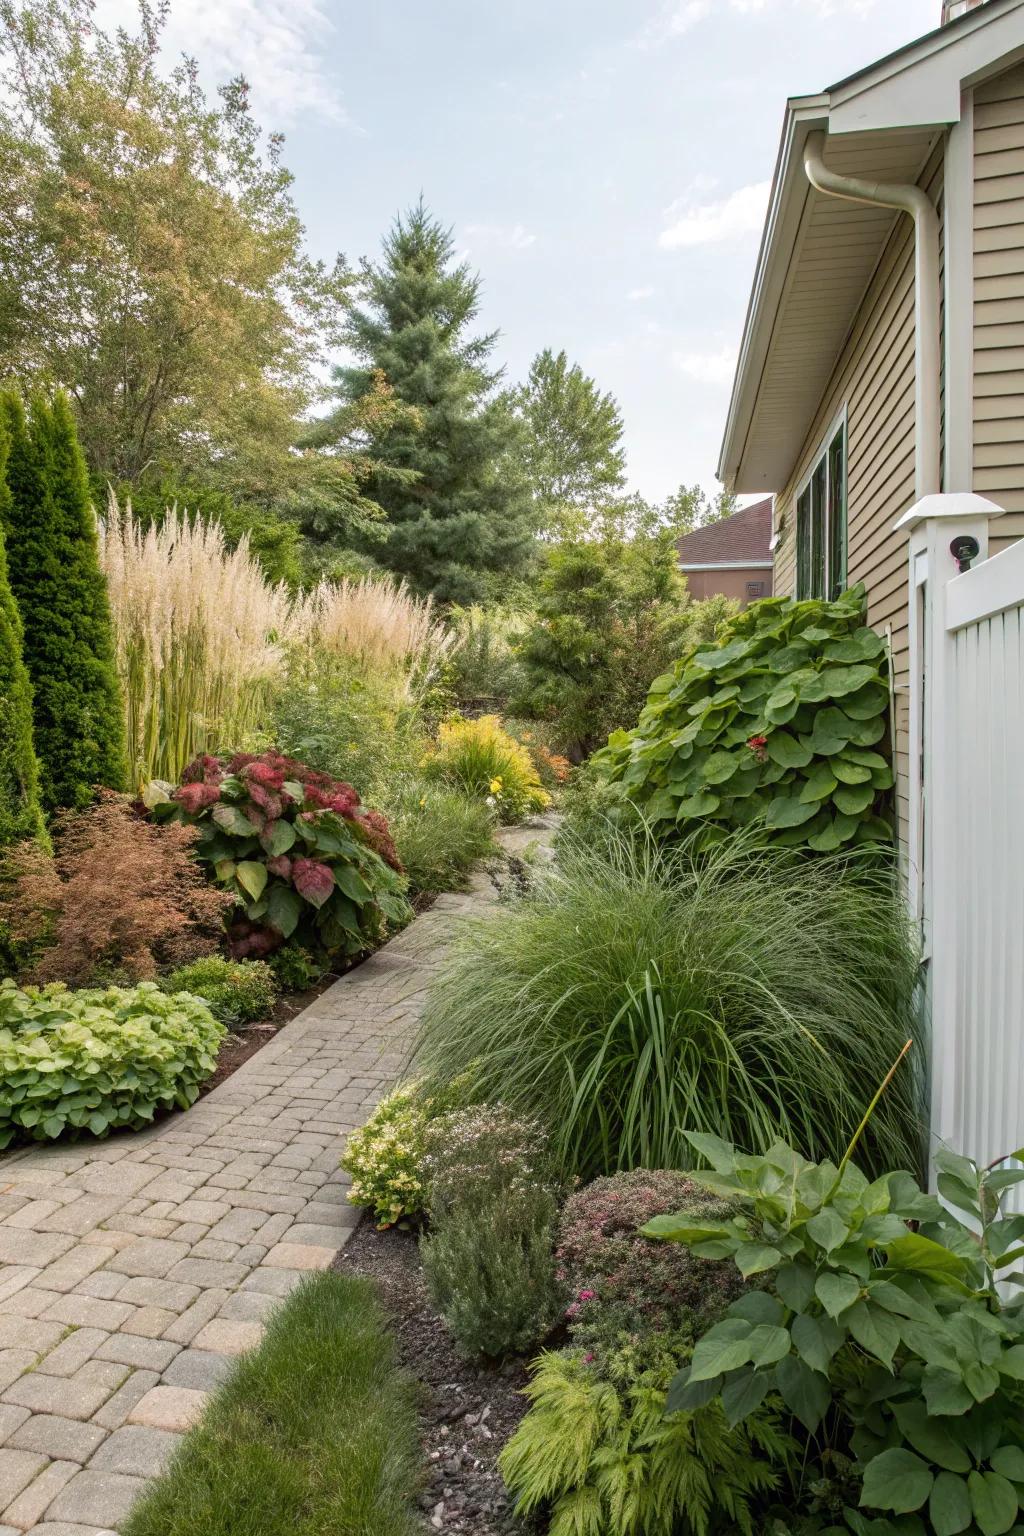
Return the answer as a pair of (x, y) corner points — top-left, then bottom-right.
(803, 131), (941, 501)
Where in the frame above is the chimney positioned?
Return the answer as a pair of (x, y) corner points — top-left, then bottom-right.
(942, 0), (990, 20)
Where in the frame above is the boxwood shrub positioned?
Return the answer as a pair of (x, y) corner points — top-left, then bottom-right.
(0, 978), (224, 1146)
(593, 584), (894, 851)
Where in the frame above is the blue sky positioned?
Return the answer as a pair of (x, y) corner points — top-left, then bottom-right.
(99, 0), (941, 503)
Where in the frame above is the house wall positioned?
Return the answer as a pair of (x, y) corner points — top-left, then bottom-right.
(974, 63), (1024, 555)
(772, 145), (945, 858)
(680, 567), (773, 606)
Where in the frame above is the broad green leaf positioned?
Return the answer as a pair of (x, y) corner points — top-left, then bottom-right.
(847, 1300), (900, 1365)
(807, 1208), (850, 1252)
(832, 757), (873, 784)
(689, 1320), (754, 1382)
(678, 791), (721, 818)
(665, 1366), (722, 1414)
(641, 1214), (734, 1245)
(843, 682), (890, 720)
(834, 782), (876, 816)
(923, 1367), (974, 1417)
(721, 1369), (772, 1426)
(334, 866), (373, 905)
(861, 1448), (934, 1514)
(930, 1472), (973, 1536)
(816, 1271), (861, 1318)
(747, 1324), (791, 1368)
(969, 1470), (1020, 1536)
(266, 883), (302, 939)
(776, 1262), (817, 1313)
(236, 861), (268, 903)
(775, 1354), (831, 1433)
(765, 794), (819, 830)
(730, 1291), (785, 1325)
(819, 663), (878, 699)
(766, 732), (813, 769)
(885, 1234), (970, 1281)
(737, 1243), (782, 1277)
(800, 762), (839, 802)
(998, 1345), (1024, 1381)
(893, 1401), (971, 1473)
(212, 804), (259, 838)
(792, 1312), (843, 1375)
(703, 751), (741, 784)
(261, 820), (296, 857)
(964, 1362), (1000, 1403)
(991, 1447), (1024, 1482)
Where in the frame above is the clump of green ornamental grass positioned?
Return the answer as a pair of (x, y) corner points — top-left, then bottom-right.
(122, 1271), (420, 1536)
(415, 826), (924, 1183)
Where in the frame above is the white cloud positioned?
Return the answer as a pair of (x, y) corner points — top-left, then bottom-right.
(627, 285), (656, 302)
(672, 344), (739, 387)
(643, 0), (878, 43)
(659, 180), (770, 249)
(462, 223), (538, 251)
(92, 0), (346, 126)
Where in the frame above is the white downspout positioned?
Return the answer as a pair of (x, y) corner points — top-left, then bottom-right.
(803, 130), (942, 501)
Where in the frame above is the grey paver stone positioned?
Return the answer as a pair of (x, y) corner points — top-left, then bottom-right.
(8, 1413), (107, 1463)
(189, 1239), (239, 1262)
(0, 1449), (48, 1510)
(2, 1457), (78, 1528)
(66, 1162), (159, 1197)
(120, 1307), (176, 1339)
(36, 1247), (118, 1295)
(165, 1256), (246, 1288)
(35, 1329), (109, 1380)
(127, 1385), (207, 1433)
(166, 1199), (228, 1226)
(45, 1468), (148, 1526)
(160, 1348), (233, 1392)
(160, 1288), (227, 1347)
(216, 1289), (277, 1323)
(41, 1296), (134, 1333)
(94, 1335), (179, 1372)
(105, 1238), (190, 1279)
(68, 1271), (128, 1302)
(277, 1223), (348, 1250)
(0, 1234), (73, 1270)
(0, 1407), (30, 1444)
(262, 1242), (336, 1271)
(34, 1198), (122, 1237)
(89, 1423), (181, 1479)
(115, 1278), (198, 1312)
(3, 1360), (127, 1420)
(0, 1273), (42, 1310)
(90, 1369), (160, 1432)
(30, 1525), (119, 1535)
(192, 1319), (262, 1356)
(0, 1355), (36, 1395)
(240, 1265), (305, 1298)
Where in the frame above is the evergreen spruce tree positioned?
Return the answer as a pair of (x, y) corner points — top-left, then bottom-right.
(0, 416), (45, 849)
(321, 203), (535, 602)
(0, 391), (124, 811)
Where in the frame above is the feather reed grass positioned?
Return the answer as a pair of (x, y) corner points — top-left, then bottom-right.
(296, 575), (458, 707)
(415, 825), (925, 1182)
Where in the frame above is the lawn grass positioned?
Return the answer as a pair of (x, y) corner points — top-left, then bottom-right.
(122, 1270), (421, 1536)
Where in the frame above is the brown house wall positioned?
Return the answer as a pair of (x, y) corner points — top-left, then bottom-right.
(681, 567), (774, 606)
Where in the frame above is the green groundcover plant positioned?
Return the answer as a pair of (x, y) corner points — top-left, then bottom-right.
(148, 750), (411, 961)
(593, 584), (894, 851)
(415, 828), (923, 1182)
(644, 1127), (1024, 1536)
(0, 978), (223, 1145)
(160, 956), (278, 1027)
(386, 778), (497, 898)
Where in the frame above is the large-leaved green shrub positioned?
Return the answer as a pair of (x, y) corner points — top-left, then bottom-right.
(593, 584), (893, 851)
(645, 1135), (1024, 1536)
(0, 979), (224, 1145)
(415, 829), (923, 1182)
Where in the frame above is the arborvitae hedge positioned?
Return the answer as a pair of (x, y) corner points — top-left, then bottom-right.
(0, 392), (124, 811)
(0, 417), (44, 849)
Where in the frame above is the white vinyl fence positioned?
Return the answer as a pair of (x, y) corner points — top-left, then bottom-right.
(904, 498), (1024, 1177)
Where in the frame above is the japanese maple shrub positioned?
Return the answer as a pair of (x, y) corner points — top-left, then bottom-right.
(150, 751), (410, 961)
(593, 584), (894, 851)
(645, 1132), (1024, 1536)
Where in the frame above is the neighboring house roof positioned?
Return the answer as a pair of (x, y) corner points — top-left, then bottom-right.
(677, 497), (774, 569)
(718, 0), (1024, 495)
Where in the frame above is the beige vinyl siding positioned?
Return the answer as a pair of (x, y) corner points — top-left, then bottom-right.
(974, 65), (1024, 556)
(773, 147), (944, 859)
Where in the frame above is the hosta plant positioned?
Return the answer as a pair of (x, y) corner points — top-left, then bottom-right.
(0, 979), (223, 1146)
(593, 584), (893, 850)
(644, 1126), (1024, 1536)
(148, 751), (411, 962)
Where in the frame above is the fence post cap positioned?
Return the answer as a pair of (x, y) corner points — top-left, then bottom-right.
(895, 493), (1006, 532)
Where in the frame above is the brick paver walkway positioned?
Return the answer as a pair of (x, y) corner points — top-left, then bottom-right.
(0, 819), (556, 1534)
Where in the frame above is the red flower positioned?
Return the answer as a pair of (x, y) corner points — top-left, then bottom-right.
(293, 858), (335, 908)
(173, 781), (221, 814)
(747, 733), (769, 762)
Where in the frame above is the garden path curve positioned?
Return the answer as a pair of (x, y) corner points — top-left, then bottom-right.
(0, 817), (557, 1535)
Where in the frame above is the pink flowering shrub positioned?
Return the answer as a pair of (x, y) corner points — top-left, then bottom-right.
(556, 1169), (747, 1365)
(148, 751), (411, 962)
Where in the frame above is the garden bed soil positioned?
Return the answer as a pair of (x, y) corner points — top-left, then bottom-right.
(335, 1220), (537, 1536)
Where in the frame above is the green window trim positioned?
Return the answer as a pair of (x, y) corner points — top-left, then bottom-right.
(796, 419), (847, 601)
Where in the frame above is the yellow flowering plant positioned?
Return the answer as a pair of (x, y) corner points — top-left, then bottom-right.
(341, 1080), (453, 1227)
(422, 716), (549, 825)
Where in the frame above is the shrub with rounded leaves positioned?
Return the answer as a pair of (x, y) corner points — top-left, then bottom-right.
(0, 978), (224, 1146)
(594, 584), (894, 851)
(160, 956), (277, 1026)
(341, 1082), (435, 1226)
(148, 751), (411, 962)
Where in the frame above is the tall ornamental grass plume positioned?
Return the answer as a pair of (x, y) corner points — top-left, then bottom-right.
(415, 826), (924, 1183)
(296, 574), (458, 707)
(99, 497), (297, 787)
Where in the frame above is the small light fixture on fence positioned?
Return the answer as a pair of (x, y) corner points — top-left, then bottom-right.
(950, 534), (980, 573)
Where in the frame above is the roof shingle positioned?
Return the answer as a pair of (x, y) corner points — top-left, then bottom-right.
(676, 497), (773, 566)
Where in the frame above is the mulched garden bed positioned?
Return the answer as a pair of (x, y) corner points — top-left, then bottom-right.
(335, 1219), (538, 1536)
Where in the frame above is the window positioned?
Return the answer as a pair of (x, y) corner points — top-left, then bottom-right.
(746, 581), (765, 599)
(796, 418), (847, 600)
